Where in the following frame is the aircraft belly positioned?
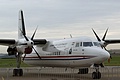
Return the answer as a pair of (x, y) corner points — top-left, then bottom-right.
(24, 59), (92, 68)
(24, 60), (70, 67)
(24, 54), (97, 68)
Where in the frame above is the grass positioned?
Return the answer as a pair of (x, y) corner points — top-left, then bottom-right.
(104, 55), (120, 66)
(0, 58), (30, 67)
(0, 55), (120, 68)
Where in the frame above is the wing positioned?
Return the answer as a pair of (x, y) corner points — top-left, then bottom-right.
(0, 39), (47, 46)
(33, 39), (47, 45)
(0, 39), (16, 46)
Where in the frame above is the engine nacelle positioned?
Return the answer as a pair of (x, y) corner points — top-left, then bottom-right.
(7, 47), (17, 56)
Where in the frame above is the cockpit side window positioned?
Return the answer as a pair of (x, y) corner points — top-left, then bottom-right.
(83, 42), (93, 47)
(93, 42), (101, 47)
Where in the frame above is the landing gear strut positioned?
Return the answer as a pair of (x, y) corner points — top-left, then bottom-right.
(13, 53), (23, 76)
(92, 66), (101, 79)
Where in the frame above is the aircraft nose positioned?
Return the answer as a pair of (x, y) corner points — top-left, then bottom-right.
(101, 50), (110, 60)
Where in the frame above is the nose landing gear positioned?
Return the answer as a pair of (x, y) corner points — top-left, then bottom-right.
(92, 68), (101, 79)
(92, 64), (102, 79)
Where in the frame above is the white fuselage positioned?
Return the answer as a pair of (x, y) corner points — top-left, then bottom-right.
(23, 37), (110, 68)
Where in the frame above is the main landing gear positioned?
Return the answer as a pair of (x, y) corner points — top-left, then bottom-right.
(13, 68), (23, 76)
(78, 68), (89, 74)
(13, 53), (23, 76)
(78, 67), (101, 79)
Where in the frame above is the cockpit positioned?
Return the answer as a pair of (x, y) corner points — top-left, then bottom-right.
(83, 42), (93, 47)
(75, 42), (101, 47)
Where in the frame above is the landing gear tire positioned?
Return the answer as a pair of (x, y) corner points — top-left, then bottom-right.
(92, 71), (101, 79)
(19, 69), (23, 76)
(13, 68), (23, 76)
(78, 68), (88, 74)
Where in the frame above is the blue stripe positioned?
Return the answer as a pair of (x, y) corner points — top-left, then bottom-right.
(24, 58), (90, 60)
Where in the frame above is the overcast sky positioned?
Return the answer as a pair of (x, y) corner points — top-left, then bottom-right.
(0, 0), (120, 52)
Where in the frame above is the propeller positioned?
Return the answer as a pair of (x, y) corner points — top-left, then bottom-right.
(92, 28), (112, 62)
(19, 11), (41, 60)
(92, 28), (101, 42)
(19, 28), (29, 41)
(21, 27), (41, 60)
(92, 28), (109, 48)
(31, 26), (38, 40)
(102, 28), (108, 41)
(32, 46), (41, 59)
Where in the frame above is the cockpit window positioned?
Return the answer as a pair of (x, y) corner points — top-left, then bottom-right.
(83, 42), (93, 47)
(93, 42), (101, 47)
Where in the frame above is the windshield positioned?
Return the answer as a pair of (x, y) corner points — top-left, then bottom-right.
(83, 42), (93, 47)
(93, 42), (101, 47)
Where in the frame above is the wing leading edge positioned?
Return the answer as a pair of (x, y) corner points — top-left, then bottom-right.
(0, 39), (47, 46)
(0, 39), (16, 46)
(33, 39), (47, 45)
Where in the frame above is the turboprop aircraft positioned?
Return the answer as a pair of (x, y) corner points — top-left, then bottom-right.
(0, 10), (120, 79)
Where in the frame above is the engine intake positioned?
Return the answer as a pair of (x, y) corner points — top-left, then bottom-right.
(24, 47), (32, 54)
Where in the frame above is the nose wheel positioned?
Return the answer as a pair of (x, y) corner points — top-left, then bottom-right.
(92, 67), (101, 79)
(92, 71), (101, 79)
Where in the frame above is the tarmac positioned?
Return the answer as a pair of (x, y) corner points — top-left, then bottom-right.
(0, 66), (120, 80)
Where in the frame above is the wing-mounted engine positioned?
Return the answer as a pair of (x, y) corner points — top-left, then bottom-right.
(7, 46), (17, 56)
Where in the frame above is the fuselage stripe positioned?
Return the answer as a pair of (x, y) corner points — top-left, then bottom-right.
(23, 55), (96, 60)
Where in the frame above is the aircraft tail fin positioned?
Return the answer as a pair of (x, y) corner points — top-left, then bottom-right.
(18, 10), (26, 39)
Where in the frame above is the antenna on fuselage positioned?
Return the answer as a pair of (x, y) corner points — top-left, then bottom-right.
(70, 34), (72, 38)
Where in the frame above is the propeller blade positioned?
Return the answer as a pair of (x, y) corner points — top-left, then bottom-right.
(103, 46), (107, 50)
(31, 27), (38, 40)
(20, 10), (26, 36)
(32, 46), (41, 59)
(19, 28), (29, 41)
(92, 28), (101, 41)
(24, 35), (29, 41)
(22, 54), (26, 61)
(102, 28), (108, 41)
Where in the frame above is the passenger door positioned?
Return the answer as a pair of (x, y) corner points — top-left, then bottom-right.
(72, 42), (84, 55)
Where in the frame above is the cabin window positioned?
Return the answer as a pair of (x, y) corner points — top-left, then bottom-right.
(93, 42), (101, 47)
(83, 42), (93, 47)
